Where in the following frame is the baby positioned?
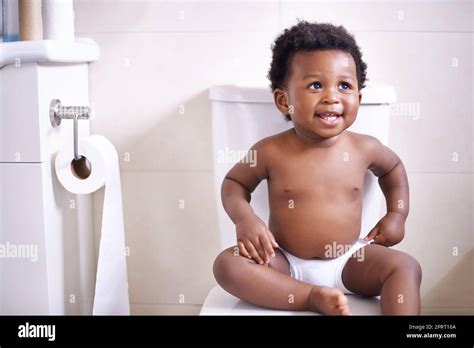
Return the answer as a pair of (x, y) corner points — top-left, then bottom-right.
(213, 21), (421, 315)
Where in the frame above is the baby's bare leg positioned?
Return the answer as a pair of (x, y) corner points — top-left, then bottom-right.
(341, 244), (421, 315)
(213, 247), (350, 315)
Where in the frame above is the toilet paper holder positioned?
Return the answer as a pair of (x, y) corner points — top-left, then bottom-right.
(50, 99), (91, 127)
(50, 99), (92, 178)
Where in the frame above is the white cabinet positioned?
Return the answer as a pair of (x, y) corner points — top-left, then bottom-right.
(0, 40), (98, 314)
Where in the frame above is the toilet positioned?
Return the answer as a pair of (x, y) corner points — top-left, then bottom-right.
(201, 84), (397, 315)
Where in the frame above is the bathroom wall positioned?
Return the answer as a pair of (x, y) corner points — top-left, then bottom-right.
(74, 0), (473, 314)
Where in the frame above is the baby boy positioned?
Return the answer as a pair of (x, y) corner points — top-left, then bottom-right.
(213, 21), (421, 315)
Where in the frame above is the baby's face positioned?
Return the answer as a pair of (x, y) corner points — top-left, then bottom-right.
(284, 50), (361, 141)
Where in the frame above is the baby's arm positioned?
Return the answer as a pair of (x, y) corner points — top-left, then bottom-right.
(221, 139), (278, 264)
(363, 136), (409, 246)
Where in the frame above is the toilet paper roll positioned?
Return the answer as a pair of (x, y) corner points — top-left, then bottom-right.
(55, 135), (130, 315)
(42, 0), (75, 41)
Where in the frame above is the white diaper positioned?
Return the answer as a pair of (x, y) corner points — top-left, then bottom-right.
(279, 239), (370, 294)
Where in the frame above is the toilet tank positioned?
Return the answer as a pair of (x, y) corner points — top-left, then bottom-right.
(210, 84), (397, 250)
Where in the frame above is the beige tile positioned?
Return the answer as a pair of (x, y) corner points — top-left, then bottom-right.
(422, 249), (474, 309)
(355, 31), (473, 173)
(392, 173), (473, 307)
(92, 171), (221, 305)
(281, 0), (473, 33)
(85, 31), (277, 172)
(75, 0), (279, 33)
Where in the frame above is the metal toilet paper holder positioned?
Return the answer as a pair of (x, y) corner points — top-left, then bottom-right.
(50, 99), (92, 179)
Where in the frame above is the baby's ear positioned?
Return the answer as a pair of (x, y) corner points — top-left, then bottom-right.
(273, 88), (290, 115)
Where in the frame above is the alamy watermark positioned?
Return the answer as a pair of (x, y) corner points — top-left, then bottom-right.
(216, 147), (257, 167)
(18, 322), (55, 341)
(0, 242), (38, 262)
(324, 242), (364, 262)
(391, 102), (421, 120)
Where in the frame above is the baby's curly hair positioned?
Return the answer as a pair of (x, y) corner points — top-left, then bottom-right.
(268, 21), (368, 119)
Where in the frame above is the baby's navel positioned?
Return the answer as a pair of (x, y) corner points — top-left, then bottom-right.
(284, 186), (292, 193)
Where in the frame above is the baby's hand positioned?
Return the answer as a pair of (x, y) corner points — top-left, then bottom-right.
(235, 213), (279, 265)
(364, 212), (406, 247)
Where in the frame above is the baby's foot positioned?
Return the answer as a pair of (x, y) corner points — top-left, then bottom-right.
(308, 286), (351, 316)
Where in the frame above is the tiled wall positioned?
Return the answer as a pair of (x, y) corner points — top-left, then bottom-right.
(74, 0), (473, 314)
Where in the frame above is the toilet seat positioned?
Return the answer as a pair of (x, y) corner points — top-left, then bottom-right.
(200, 285), (381, 315)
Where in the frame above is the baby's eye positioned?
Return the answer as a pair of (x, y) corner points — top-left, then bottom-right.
(308, 82), (322, 90)
(339, 82), (351, 90)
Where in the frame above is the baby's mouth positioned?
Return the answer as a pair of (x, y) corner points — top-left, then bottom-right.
(315, 111), (343, 124)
